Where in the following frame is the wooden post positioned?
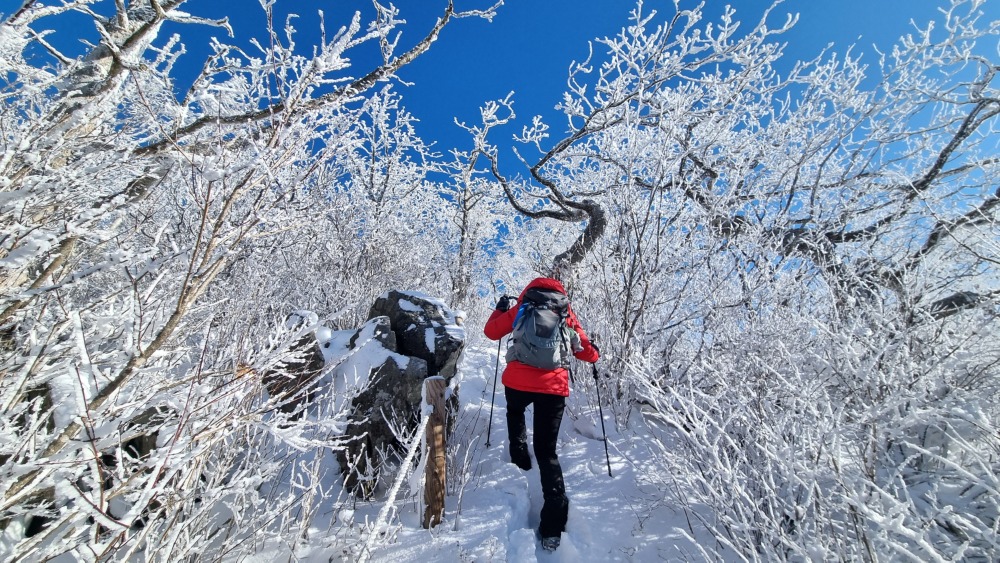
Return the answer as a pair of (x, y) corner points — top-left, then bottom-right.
(422, 376), (447, 529)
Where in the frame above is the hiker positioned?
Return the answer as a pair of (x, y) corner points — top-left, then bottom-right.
(484, 273), (600, 551)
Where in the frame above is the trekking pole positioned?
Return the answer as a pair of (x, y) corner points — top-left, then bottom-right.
(485, 337), (502, 448)
(592, 362), (613, 477)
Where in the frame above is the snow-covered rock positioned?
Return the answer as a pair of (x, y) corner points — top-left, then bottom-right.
(335, 291), (465, 496)
(368, 290), (465, 379)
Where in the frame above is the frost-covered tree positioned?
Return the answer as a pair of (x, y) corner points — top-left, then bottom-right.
(481, 0), (999, 559)
(441, 93), (521, 311)
(0, 0), (498, 559)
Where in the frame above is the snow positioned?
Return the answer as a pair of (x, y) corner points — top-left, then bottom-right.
(323, 318), (410, 404)
(318, 328), (355, 365)
(392, 290), (463, 327)
(424, 327), (436, 354)
(389, 292), (467, 354)
(326, 342), (707, 562)
(3, 1), (993, 558)
(286, 310), (319, 330)
(0, 230), (55, 269)
(445, 324), (466, 343)
(210, 336), (705, 561)
(0, 187), (27, 205)
(397, 299), (424, 313)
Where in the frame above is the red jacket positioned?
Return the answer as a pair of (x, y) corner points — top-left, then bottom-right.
(484, 277), (599, 397)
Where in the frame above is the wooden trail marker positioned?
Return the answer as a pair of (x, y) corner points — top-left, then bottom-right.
(422, 376), (447, 529)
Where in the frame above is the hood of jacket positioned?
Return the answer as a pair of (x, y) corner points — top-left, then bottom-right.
(520, 277), (567, 297)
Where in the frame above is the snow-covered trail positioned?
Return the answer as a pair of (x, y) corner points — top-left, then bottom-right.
(371, 340), (700, 562)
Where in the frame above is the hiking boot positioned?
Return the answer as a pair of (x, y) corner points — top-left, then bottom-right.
(510, 446), (532, 470)
(540, 536), (560, 552)
(510, 452), (532, 471)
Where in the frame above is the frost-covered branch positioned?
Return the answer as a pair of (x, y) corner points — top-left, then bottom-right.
(136, 1), (463, 157)
(0, 1), (485, 558)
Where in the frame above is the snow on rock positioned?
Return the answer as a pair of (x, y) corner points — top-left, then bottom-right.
(332, 315), (428, 494)
(424, 327), (437, 357)
(368, 290), (465, 379)
(286, 309), (319, 330)
(328, 291), (466, 497)
(330, 315), (410, 391)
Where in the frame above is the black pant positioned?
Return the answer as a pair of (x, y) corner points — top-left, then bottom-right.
(505, 387), (568, 538)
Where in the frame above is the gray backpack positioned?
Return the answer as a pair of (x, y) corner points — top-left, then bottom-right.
(506, 288), (579, 370)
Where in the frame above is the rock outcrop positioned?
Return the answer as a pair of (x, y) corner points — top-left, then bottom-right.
(333, 291), (465, 496)
(261, 311), (327, 417)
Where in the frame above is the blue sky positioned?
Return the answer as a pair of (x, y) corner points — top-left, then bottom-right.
(4, 0), (989, 160)
(316, 0), (960, 153)
(380, 0), (952, 150)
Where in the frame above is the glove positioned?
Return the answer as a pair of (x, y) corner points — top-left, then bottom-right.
(591, 342), (601, 355)
(496, 295), (514, 312)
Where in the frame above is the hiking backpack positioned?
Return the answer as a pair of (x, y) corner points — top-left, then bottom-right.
(505, 288), (579, 370)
